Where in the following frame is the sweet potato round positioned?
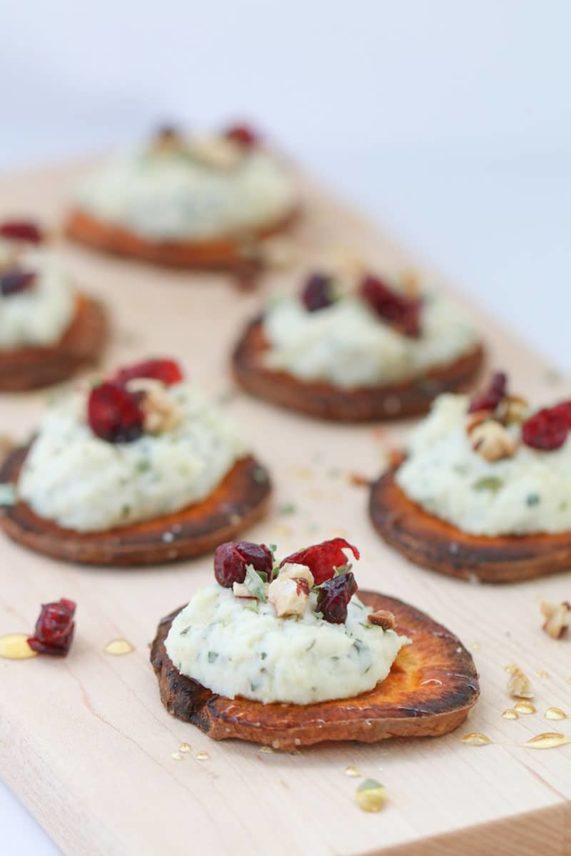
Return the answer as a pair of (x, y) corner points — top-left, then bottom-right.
(369, 469), (571, 583)
(0, 294), (107, 391)
(150, 590), (479, 749)
(0, 447), (271, 567)
(66, 208), (299, 270)
(232, 317), (484, 421)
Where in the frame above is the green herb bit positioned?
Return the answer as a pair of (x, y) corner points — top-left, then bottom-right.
(278, 502), (297, 516)
(526, 493), (541, 507)
(207, 651), (218, 663)
(472, 476), (504, 493)
(244, 566), (268, 601)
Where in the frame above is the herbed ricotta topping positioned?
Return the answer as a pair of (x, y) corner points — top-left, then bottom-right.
(165, 583), (407, 705)
(396, 393), (571, 535)
(18, 382), (246, 532)
(74, 138), (296, 241)
(262, 292), (479, 388)
(0, 240), (74, 350)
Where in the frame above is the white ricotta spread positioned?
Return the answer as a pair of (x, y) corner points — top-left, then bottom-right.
(0, 241), (75, 350)
(18, 383), (246, 532)
(74, 142), (296, 240)
(396, 393), (571, 535)
(262, 293), (479, 388)
(165, 584), (408, 705)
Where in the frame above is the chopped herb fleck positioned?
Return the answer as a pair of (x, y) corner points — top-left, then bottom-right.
(207, 651), (218, 663)
(526, 493), (541, 507)
(472, 476), (504, 493)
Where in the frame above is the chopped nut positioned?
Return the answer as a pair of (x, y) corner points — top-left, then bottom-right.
(368, 609), (396, 631)
(502, 708), (519, 720)
(470, 420), (518, 462)
(189, 136), (243, 170)
(506, 664), (534, 699)
(104, 638), (134, 656)
(232, 582), (256, 599)
(498, 395), (528, 425)
(127, 379), (183, 434)
(540, 600), (571, 639)
(268, 575), (310, 618)
(278, 562), (315, 588)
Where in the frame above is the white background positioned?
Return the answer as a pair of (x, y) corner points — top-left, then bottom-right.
(1, 1), (570, 852)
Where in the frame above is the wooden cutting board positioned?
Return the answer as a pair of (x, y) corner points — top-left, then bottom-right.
(0, 160), (569, 856)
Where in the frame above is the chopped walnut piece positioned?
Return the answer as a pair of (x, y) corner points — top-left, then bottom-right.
(278, 562), (315, 588)
(470, 420), (518, 462)
(126, 379), (183, 434)
(368, 609), (396, 631)
(189, 136), (243, 170)
(268, 575), (310, 618)
(498, 395), (529, 425)
(506, 664), (534, 699)
(540, 600), (571, 639)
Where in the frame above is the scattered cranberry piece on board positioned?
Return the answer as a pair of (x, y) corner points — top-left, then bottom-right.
(114, 358), (184, 388)
(214, 541), (274, 587)
(281, 538), (360, 585)
(522, 407), (569, 451)
(224, 124), (259, 148)
(468, 371), (508, 414)
(360, 274), (421, 337)
(301, 273), (335, 312)
(316, 572), (358, 624)
(28, 598), (76, 656)
(0, 220), (43, 244)
(0, 269), (37, 297)
(551, 400), (571, 428)
(87, 382), (145, 444)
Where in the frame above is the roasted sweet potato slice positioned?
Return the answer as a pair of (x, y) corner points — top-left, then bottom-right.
(66, 208), (299, 270)
(150, 591), (479, 749)
(0, 294), (107, 391)
(232, 318), (484, 421)
(370, 469), (571, 583)
(0, 447), (271, 567)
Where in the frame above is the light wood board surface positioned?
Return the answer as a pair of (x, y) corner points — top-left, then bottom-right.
(0, 160), (569, 856)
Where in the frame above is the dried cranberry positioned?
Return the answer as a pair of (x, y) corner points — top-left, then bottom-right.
(551, 400), (571, 427)
(0, 220), (43, 244)
(87, 382), (144, 444)
(360, 274), (421, 337)
(28, 598), (76, 656)
(214, 541), (273, 587)
(316, 572), (358, 624)
(114, 358), (184, 387)
(522, 407), (569, 451)
(0, 269), (36, 297)
(301, 273), (335, 312)
(281, 538), (360, 585)
(224, 124), (259, 148)
(468, 372), (508, 414)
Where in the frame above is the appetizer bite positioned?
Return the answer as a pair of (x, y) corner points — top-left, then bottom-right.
(66, 123), (298, 270)
(0, 358), (270, 565)
(0, 219), (107, 390)
(233, 266), (484, 420)
(370, 372), (571, 582)
(151, 538), (479, 749)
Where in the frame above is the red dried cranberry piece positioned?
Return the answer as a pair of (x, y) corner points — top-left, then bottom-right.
(28, 598), (76, 656)
(114, 358), (184, 387)
(214, 541), (273, 588)
(224, 124), (259, 148)
(360, 274), (421, 337)
(551, 400), (571, 428)
(522, 407), (569, 451)
(0, 269), (37, 297)
(87, 382), (144, 444)
(281, 538), (360, 585)
(468, 371), (508, 414)
(0, 220), (43, 244)
(301, 273), (335, 312)
(316, 572), (358, 624)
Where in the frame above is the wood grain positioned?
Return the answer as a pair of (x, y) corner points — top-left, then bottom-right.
(0, 159), (569, 856)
